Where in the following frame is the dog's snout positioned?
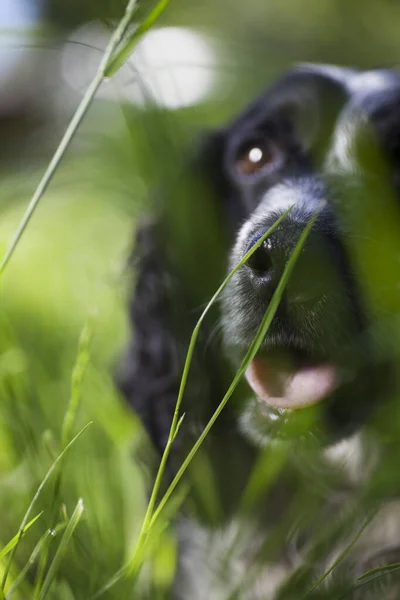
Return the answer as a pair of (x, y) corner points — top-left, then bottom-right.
(244, 216), (338, 305)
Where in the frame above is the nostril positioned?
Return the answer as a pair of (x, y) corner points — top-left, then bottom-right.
(246, 240), (273, 276)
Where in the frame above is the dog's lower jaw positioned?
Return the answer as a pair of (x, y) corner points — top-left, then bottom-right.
(238, 388), (380, 476)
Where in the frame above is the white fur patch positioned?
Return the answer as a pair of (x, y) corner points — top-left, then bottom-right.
(233, 183), (302, 262)
(324, 432), (379, 485)
(175, 518), (291, 600)
(325, 108), (365, 175)
(349, 70), (396, 95)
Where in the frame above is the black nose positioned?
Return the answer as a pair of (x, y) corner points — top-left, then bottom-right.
(246, 228), (291, 285)
(246, 238), (275, 277)
(246, 238), (286, 280)
(245, 220), (336, 304)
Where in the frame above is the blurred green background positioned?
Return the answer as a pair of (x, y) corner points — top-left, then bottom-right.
(1, 0), (400, 598)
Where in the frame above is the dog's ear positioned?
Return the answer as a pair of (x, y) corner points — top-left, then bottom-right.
(118, 131), (233, 454)
(118, 218), (190, 452)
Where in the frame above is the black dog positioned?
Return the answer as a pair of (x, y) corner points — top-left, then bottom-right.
(120, 65), (400, 599)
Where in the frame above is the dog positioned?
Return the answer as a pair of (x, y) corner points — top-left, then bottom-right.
(120, 64), (400, 599)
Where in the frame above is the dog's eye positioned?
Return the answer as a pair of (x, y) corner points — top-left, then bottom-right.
(235, 139), (282, 178)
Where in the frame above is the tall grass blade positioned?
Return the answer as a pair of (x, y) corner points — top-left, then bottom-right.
(62, 318), (93, 448)
(96, 205), (323, 596)
(45, 317), (93, 565)
(36, 499), (85, 600)
(148, 205), (322, 534)
(0, 0), (138, 274)
(92, 207), (295, 596)
(47, 318), (93, 539)
(128, 209), (300, 570)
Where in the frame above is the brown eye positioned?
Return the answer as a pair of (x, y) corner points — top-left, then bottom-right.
(235, 139), (281, 177)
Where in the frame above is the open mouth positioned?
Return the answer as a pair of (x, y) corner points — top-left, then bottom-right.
(245, 348), (339, 410)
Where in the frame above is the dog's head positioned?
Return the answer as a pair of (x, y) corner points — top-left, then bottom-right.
(210, 65), (400, 446)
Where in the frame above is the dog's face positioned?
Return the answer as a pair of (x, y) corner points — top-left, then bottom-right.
(215, 65), (400, 446)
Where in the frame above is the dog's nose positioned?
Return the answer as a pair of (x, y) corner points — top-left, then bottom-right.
(245, 222), (334, 304)
(246, 226), (294, 283)
(246, 237), (281, 279)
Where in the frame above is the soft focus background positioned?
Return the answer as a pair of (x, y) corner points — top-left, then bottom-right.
(1, 0), (400, 598)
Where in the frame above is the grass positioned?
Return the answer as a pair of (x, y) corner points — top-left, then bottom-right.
(1, 424), (91, 594)
(1, 1), (400, 599)
(0, 1), (167, 597)
(0, 179), (326, 599)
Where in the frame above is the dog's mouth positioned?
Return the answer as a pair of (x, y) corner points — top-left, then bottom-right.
(245, 348), (339, 410)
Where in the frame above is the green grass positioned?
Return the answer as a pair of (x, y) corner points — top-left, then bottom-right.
(0, 171), (318, 599)
(1, 2), (400, 598)
(0, 165), (148, 598)
(0, 3), (189, 597)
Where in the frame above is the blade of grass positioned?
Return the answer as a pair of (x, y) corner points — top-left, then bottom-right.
(303, 511), (376, 597)
(91, 206), (294, 598)
(6, 523), (67, 599)
(36, 499), (85, 600)
(47, 318), (93, 553)
(62, 318), (94, 448)
(32, 547), (49, 600)
(0, 423), (92, 591)
(336, 564), (400, 599)
(0, 513), (43, 560)
(105, 0), (170, 77)
(357, 562), (400, 580)
(147, 205), (322, 536)
(94, 204), (324, 596)
(0, 0), (138, 275)
(92, 567), (125, 599)
(129, 209), (302, 567)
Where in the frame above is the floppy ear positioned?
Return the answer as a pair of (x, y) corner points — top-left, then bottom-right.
(118, 218), (184, 452)
(118, 131), (234, 454)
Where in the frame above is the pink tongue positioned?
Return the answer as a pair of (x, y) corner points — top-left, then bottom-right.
(245, 355), (338, 409)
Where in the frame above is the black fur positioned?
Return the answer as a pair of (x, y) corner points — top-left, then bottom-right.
(121, 65), (400, 599)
